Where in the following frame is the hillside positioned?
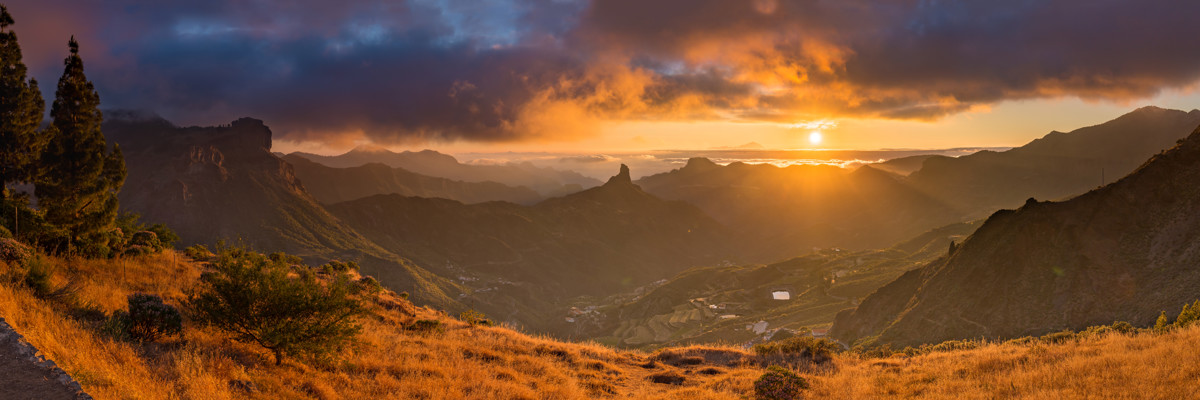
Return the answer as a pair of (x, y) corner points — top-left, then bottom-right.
(833, 122), (1200, 347)
(633, 107), (1200, 258)
(576, 221), (979, 348)
(2, 248), (1199, 399)
(281, 154), (543, 205)
(290, 147), (601, 196)
(635, 158), (961, 258)
(325, 165), (740, 333)
(104, 114), (462, 310)
(908, 106), (1200, 217)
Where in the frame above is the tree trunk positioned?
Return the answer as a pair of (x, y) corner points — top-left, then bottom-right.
(273, 348), (283, 366)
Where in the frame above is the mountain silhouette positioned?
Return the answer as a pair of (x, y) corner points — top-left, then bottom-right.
(833, 121), (1200, 347)
(289, 147), (600, 195)
(105, 115), (462, 309)
(325, 164), (738, 332)
(282, 154), (543, 205)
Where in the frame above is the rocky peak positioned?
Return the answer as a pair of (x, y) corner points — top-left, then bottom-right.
(605, 164), (632, 186)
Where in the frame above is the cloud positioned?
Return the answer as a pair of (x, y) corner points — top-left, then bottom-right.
(5, 0), (1200, 145)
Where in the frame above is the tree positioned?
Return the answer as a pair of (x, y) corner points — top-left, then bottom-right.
(35, 37), (125, 255)
(186, 247), (368, 365)
(0, 5), (48, 199)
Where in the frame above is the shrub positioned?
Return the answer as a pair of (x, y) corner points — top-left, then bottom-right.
(0, 225), (10, 239)
(183, 244), (213, 261)
(1039, 330), (1077, 344)
(1110, 321), (1136, 335)
(21, 254), (54, 298)
(357, 276), (382, 295)
(146, 224), (178, 249)
(0, 238), (32, 262)
(186, 247), (367, 365)
(407, 319), (442, 332)
(1175, 300), (1200, 328)
(319, 260), (359, 274)
(754, 337), (839, 367)
(128, 231), (160, 249)
(101, 311), (133, 341)
(754, 366), (809, 400)
(125, 293), (183, 341)
(459, 309), (494, 326)
(1154, 311), (1172, 330)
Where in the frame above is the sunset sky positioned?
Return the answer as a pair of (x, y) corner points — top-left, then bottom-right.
(6, 0), (1200, 155)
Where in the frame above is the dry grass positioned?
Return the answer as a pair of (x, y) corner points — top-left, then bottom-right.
(2, 252), (1198, 399)
(0, 252), (759, 399)
(809, 327), (1200, 399)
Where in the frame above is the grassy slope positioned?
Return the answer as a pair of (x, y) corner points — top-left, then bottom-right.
(1, 251), (1196, 399)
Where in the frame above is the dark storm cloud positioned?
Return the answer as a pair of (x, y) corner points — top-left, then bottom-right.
(4, 0), (1200, 144)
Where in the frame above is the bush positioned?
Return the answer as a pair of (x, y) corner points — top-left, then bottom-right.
(0, 225), (10, 239)
(186, 247), (367, 365)
(319, 260), (359, 274)
(459, 310), (494, 326)
(125, 293), (183, 341)
(183, 244), (213, 261)
(21, 254), (54, 298)
(146, 224), (178, 249)
(129, 231), (160, 248)
(1039, 330), (1077, 344)
(754, 365), (809, 400)
(1110, 321), (1136, 335)
(357, 276), (382, 294)
(0, 238), (32, 263)
(754, 336), (839, 367)
(1175, 300), (1200, 328)
(1155, 311), (1172, 330)
(407, 319), (442, 332)
(101, 311), (133, 341)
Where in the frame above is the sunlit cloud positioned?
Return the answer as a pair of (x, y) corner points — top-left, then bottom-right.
(6, 0), (1200, 147)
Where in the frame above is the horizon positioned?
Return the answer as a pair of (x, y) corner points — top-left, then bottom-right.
(7, 1), (1200, 155)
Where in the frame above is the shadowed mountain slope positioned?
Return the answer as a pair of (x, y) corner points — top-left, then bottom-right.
(104, 114), (462, 309)
(833, 122), (1200, 347)
(281, 154), (543, 205)
(908, 106), (1200, 217)
(326, 164), (740, 332)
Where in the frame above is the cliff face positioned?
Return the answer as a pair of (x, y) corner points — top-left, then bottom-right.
(833, 122), (1200, 347)
(106, 115), (462, 310)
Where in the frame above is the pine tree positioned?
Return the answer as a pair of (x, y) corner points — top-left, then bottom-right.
(36, 37), (126, 255)
(0, 5), (48, 198)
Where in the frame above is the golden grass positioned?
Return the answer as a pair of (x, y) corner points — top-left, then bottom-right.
(2, 252), (1199, 399)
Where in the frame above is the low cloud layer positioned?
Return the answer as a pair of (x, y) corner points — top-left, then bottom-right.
(6, 0), (1200, 145)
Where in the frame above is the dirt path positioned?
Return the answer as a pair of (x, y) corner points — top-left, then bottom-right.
(0, 318), (90, 400)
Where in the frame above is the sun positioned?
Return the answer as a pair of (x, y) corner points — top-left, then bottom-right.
(808, 131), (823, 145)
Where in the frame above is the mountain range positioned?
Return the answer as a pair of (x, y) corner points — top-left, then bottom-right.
(289, 146), (600, 196)
(282, 154), (544, 205)
(832, 121), (1200, 347)
(104, 114), (464, 310)
(325, 165), (740, 332)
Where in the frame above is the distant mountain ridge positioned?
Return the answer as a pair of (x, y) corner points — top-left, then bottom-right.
(290, 147), (601, 196)
(281, 154), (544, 205)
(635, 106), (1200, 257)
(105, 115), (463, 310)
(907, 106), (1200, 217)
(326, 164), (740, 332)
(832, 120), (1200, 347)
